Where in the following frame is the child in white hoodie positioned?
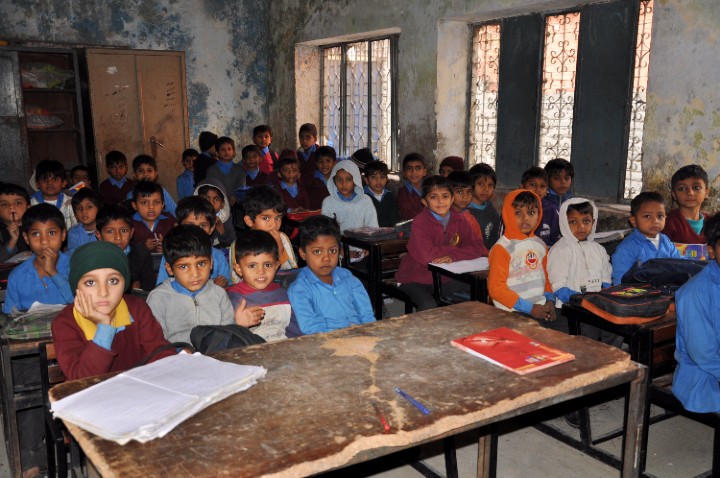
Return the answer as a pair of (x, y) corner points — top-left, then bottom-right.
(321, 159), (378, 262)
(321, 160), (378, 232)
(547, 198), (613, 336)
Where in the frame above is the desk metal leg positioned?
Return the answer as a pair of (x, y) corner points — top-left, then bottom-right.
(622, 366), (648, 478)
(1, 344), (21, 477)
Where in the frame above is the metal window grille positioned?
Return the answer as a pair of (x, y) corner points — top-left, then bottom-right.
(468, 23), (501, 169)
(624, 0), (654, 199)
(321, 38), (396, 168)
(538, 12), (580, 167)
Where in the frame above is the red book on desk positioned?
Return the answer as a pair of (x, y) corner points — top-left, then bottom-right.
(451, 327), (575, 375)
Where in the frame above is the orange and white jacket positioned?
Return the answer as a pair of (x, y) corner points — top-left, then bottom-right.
(488, 189), (553, 313)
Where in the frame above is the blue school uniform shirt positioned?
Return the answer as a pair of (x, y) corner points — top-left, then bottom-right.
(288, 266), (375, 335)
(2, 252), (73, 313)
(673, 260), (720, 412)
(610, 228), (681, 284)
(176, 169), (194, 201)
(67, 224), (98, 256)
(127, 187), (177, 216)
(155, 247), (231, 285)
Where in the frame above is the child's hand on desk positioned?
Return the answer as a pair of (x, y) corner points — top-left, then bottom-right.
(214, 275), (229, 288)
(74, 289), (111, 325)
(234, 298), (265, 327)
(531, 302), (556, 321)
(431, 256), (453, 264)
(40, 247), (60, 276)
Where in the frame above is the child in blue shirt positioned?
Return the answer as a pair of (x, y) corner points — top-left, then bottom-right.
(67, 188), (103, 256)
(206, 136), (245, 207)
(288, 215), (375, 334)
(611, 191), (681, 284)
(127, 155), (177, 216)
(30, 159), (76, 230)
(3, 203), (73, 313)
(176, 148), (198, 201)
(538, 158), (574, 247)
(155, 196), (232, 287)
(0, 182), (30, 263)
(673, 213), (720, 412)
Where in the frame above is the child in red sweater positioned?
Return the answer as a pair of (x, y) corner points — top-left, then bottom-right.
(663, 164), (710, 255)
(52, 241), (174, 381)
(396, 175), (487, 310)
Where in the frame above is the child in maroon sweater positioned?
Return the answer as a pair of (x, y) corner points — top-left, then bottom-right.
(663, 164), (710, 248)
(398, 153), (428, 220)
(396, 175), (487, 311)
(273, 153), (311, 211)
(52, 241), (174, 381)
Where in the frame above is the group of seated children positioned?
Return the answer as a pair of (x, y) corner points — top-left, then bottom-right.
(1, 114), (716, 476)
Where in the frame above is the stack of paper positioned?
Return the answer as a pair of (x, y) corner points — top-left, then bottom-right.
(51, 353), (267, 444)
(432, 257), (489, 274)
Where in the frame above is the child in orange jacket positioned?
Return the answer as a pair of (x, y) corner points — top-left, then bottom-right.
(488, 189), (556, 324)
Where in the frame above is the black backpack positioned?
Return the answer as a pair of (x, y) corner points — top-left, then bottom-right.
(578, 283), (674, 325)
(190, 324), (266, 354)
(621, 258), (708, 290)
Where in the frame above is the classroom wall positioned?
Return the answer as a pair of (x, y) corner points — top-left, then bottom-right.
(269, 0), (720, 207)
(0, 0), (269, 147)
(642, 0), (720, 207)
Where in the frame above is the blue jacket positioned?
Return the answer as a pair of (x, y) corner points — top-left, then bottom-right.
(611, 228), (681, 284)
(3, 252), (73, 313)
(155, 247), (231, 285)
(537, 190), (572, 247)
(176, 169), (194, 201)
(67, 224), (98, 256)
(288, 266), (375, 334)
(673, 261), (720, 412)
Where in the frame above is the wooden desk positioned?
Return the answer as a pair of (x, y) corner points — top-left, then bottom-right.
(428, 263), (489, 305)
(561, 304), (676, 472)
(341, 235), (409, 319)
(50, 302), (647, 478)
(0, 334), (51, 477)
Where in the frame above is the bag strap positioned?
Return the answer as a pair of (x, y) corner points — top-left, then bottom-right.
(131, 342), (195, 369)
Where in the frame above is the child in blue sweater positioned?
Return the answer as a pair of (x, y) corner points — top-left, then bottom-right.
(288, 215), (375, 334)
(3, 204), (73, 313)
(67, 188), (103, 255)
(611, 191), (681, 284)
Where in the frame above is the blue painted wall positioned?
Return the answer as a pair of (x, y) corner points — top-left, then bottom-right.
(0, 0), (270, 147)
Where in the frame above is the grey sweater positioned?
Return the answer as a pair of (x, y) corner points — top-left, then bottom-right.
(147, 279), (235, 344)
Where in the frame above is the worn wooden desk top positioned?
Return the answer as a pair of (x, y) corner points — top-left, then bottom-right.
(50, 301), (642, 478)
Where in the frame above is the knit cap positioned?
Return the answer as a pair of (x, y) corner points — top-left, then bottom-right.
(350, 148), (375, 172)
(69, 241), (131, 291)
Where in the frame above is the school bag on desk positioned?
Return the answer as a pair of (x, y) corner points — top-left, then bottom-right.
(577, 284), (674, 325)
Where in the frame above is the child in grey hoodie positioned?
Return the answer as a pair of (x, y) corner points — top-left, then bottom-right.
(321, 159), (378, 233)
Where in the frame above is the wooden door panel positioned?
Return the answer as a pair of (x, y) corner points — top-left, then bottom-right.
(85, 49), (143, 182)
(136, 53), (188, 199)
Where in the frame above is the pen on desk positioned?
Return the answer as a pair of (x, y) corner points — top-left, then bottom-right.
(371, 400), (391, 432)
(394, 387), (430, 415)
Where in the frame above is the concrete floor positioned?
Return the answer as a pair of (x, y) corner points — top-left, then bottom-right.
(0, 299), (712, 477)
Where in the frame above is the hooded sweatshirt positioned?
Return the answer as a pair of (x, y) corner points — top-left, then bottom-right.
(488, 189), (554, 313)
(193, 178), (237, 247)
(321, 160), (378, 232)
(547, 198), (612, 307)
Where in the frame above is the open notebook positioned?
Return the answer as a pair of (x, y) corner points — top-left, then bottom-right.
(51, 353), (267, 444)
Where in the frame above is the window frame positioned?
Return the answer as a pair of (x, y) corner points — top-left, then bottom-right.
(467, 0), (649, 202)
(320, 34), (399, 170)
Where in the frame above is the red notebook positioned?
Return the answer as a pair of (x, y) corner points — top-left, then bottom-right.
(451, 327), (575, 375)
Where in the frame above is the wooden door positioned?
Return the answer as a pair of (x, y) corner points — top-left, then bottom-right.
(85, 49), (188, 199)
(0, 50), (30, 186)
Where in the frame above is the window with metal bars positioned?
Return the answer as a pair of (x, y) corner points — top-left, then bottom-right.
(321, 37), (398, 169)
(468, 0), (654, 201)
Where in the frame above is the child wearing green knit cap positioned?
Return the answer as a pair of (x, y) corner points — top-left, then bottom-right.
(52, 241), (174, 380)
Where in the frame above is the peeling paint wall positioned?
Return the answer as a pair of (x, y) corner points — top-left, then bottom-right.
(0, 0), (269, 147)
(270, 0), (720, 205)
(642, 0), (720, 207)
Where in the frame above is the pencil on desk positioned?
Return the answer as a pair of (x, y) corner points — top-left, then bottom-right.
(395, 387), (430, 415)
(371, 400), (391, 432)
